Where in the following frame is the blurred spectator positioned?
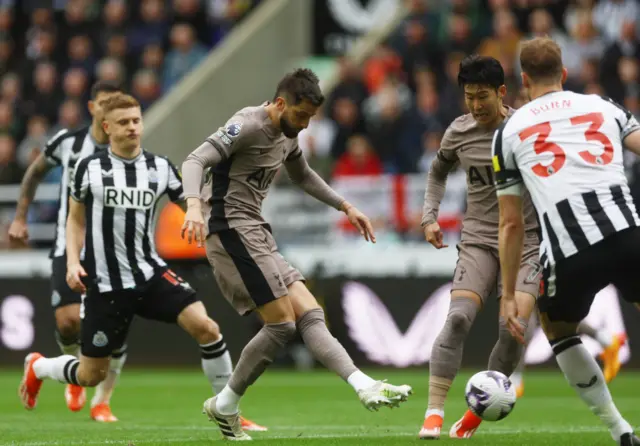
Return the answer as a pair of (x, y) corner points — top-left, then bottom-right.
(418, 130), (443, 173)
(140, 42), (165, 74)
(162, 23), (207, 93)
(333, 135), (383, 178)
(95, 57), (125, 85)
(0, 35), (14, 77)
(62, 67), (89, 104)
(26, 61), (61, 123)
(103, 0), (128, 34)
(132, 69), (161, 111)
(172, 0), (210, 46)
(129, 0), (169, 54)
(67, 34), (95, 75)
(0, 99), (18, 137)
(207, 0), (259, 46)
(564, 11), (604, 83)
(56, 98), (85, 131)
(362, 44), (404, 94)
(1, 72), (20, 107)
(60, 0), (96, 46)
(25, 8), (53, 60)
(592, 0), (639, 44)
(0, 133), (20, 184)
(17, 115), (49, 170)
(600, 20), (640, 103)
(478, 8), (521, 62)
(618, 57), (640, 115)
(104, 32), (135, 69)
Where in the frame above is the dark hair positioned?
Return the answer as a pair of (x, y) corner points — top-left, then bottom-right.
(457, 55), (505, 90)
(520, 37), (563, 83)
(90, 80), (123, 100)
(273, 68), (324, 107)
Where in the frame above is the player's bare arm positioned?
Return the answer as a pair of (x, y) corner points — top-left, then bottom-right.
(8, 153), (54, 245)
(65, 198), (87, 294)
(284, 152), (375, 243)
(497, 193), (525, 343)
(623, 128), (640, 155)
(421, 140), (458, 249)
(181, 140), (224, 246)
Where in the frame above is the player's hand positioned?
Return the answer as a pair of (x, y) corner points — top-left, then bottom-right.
(8, 218), (29, 248)
(424, 222), (448, 249)
(500, 295), (525, 344)
(181, 204), (206, 247)
(343, 202), (376, 243)
(66, 263), (87, 294)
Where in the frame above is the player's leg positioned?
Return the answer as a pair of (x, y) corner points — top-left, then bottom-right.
(287, 280), (412, 409)
(539, 253), (638, 445)
(89, 343), (127, 422)
(510, 311), (538, 398)
(577, 320), (627, 384)
(203, 228), (297, 440)
(20, 288), (132, 410)
(450, 252), (539, 439)
(419, 244), (495, 439)
(51, 255), (85, 412)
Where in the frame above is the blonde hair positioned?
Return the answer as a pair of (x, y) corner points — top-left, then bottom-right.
(101, 93), (140, 115)
(520, 37), (563, 84)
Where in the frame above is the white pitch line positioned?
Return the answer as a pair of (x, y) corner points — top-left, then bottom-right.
(2, 425), (636, 445)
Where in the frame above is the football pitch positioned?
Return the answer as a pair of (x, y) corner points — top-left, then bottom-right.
(1, 368), (638, 445)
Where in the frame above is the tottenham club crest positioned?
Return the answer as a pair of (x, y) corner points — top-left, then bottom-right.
(226, 122), (242, 137)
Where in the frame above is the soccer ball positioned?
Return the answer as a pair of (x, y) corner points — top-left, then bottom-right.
(464, 371), (516, 421)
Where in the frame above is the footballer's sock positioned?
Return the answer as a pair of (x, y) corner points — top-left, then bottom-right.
(296, 308), (364, 387)
(55, 330), (80, 357)
(487, 317), (528, 376)
(552, 336), (632, 441)
(200, 336), (233, 394)
(218, 321), (296, 415)
(92, 345), (127, 407)
(427, 297), (479, 412)
(33, 355), (80, 385)
(577, 322), (614, 348)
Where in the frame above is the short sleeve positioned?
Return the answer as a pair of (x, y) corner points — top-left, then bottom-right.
(166, 158), (185, 203)
(70, 157), (91, 202)
(603, 96), (640, 140)
(492, 123), (523, 196)
(43, 129), (68, 166)
(204, 115), (251, 160)
(437, 126), (460, 164)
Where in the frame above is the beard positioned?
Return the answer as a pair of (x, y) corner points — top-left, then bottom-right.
(280, 116), (301, 138)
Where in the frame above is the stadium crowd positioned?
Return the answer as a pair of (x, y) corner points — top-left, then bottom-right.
(0, 0), (259, 186)
(299, 0), (640, 183)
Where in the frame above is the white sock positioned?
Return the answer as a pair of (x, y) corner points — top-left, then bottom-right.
(553, 336), (632, 441)
(33, 355), (79, 384)
(92, 347), (127, 407)
(216, 385), (241, 415)
(596, 330), (615, 349)
(55, 331), (80, 357)
(346, 370), (377, 392)
(425, 408), (445, 419)
(200, 336), (233, 394)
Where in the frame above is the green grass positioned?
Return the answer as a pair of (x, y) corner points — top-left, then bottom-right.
(1, 368), (638, 445)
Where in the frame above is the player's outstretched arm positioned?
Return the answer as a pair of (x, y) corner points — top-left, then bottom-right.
(285, 153), (375, 242)
(65, 198), (87, 294)
(8, 153), (54, 245)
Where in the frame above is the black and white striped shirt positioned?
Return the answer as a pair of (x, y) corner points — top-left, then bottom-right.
(70, 148), (184, 293)
(44, 126), (108, 258)
(493, 91), (640, 267)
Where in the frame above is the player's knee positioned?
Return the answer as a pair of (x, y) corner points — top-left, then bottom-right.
(191, 317), (221, 345)
(265, 320), (297, 343)
(55, 311), (81, 339)
(446, 299), (477, 335)
(296, 307), (325, 331)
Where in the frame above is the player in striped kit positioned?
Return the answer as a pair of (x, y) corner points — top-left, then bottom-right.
(494, 37), (640, 445)
(8, 81), (125, 421)
(18, 94), (265, 431)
